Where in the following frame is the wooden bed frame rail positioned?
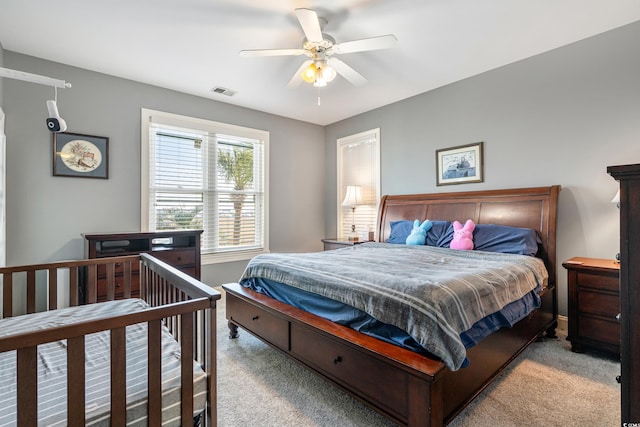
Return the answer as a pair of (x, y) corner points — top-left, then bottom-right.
(0, 253), (220, 426)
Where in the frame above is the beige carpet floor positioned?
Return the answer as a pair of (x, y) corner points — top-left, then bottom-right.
(215, 289), (620, 426)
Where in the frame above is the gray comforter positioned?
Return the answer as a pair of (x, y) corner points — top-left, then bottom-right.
(240, 243), (548, 370)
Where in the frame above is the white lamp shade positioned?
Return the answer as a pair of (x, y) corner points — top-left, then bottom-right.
(341, 185), (362, 207)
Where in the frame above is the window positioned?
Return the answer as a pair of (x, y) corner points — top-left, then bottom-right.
(141, 109), (269, 264)
(336, 129), (380, 241)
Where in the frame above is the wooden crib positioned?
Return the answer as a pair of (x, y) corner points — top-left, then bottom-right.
(0, 253), (220, 426)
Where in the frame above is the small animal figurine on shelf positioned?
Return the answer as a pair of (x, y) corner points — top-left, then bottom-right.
(450, 219), (475, 250)
(405, 219), (433, 245)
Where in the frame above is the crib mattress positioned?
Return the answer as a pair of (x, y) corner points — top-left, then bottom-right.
(0, 299), (207, 426)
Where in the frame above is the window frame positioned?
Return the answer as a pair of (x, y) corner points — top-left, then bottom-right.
(141, 108), (269, 265)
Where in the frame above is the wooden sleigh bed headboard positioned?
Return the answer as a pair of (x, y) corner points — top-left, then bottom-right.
(377, 185), (560, 288)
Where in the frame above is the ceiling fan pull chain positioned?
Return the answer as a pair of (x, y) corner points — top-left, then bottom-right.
(317, 87), (321, 106)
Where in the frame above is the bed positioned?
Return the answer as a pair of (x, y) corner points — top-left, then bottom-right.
(223, 185), (560, 427)
(0, 253), (220, 426)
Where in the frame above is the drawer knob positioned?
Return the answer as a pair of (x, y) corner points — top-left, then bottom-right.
(116, 283), (121, 288)
(252, 315), (259, 321)
(333, 356), (342, 364)
(616, 375), (621, 384)
(616, 313), (621, 321)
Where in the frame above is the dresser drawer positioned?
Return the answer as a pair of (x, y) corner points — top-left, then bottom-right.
(578, 290), (619, 318)
(578, 315), (620, 346)
(151, 248), (196, 267)
(290, 323), (408, 418)
(226, 293), (289, 351)
(96, 274), (140, 301)
(96, 260), (140, 277)
(577, 272), (619, 292)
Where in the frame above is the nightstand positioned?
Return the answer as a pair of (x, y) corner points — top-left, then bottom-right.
(563, 257), (620, 355)
(321, 239), (364, 251)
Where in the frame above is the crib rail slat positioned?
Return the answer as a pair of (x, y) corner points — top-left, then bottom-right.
(181, 311), (195, 425)
(68, 335), (86, 424)
(17, 346), (37, 425)
(48, 268), (58, 310)
(148, 319), (163, 425)
(26, 270), (36, 314)
(111, 327), (127, 425)
(123, 262), (132, 299)
(69, 266), (79, 307)
(105, 263), (115, 301)
(2, 272), (12, 317)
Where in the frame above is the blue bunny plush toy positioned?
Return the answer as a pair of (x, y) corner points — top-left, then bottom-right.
(405, 219), (433, 245)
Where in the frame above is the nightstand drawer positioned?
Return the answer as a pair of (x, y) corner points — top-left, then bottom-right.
(578, 290), (619, 318)
(577, 272), (619, 292)
(578, 315), (620, 346)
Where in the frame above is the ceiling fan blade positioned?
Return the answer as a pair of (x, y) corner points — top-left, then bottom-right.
(295, 8), (323, 43)
(328, 57), (367, 86)
(287, 60), (313, 88)
(240, 48), (306, 57)
(332, 34), (397, 54)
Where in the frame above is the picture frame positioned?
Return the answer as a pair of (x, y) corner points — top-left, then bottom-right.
(53, 132), (109, 179)
(436, 141), (484, 186)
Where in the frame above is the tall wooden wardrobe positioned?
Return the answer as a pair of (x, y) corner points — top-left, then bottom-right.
(608, 163), (640, 422)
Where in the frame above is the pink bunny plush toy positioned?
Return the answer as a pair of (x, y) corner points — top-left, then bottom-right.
(450, 219), (475, 250)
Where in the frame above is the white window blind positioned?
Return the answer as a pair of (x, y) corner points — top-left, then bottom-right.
(141, 109), (269, 263)
(337, 129), (380, 241)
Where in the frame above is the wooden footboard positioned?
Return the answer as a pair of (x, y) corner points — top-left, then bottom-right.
(0, 253), (220, 426)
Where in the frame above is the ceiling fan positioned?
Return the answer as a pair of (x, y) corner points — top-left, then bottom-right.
(239, 8), (397, 88)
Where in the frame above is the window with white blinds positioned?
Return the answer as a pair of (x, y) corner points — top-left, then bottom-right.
(141, 109), (269, 263)
(337, 129), (380, 241)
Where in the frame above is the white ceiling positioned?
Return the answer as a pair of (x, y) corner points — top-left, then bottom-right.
(1, 0), (639, 126)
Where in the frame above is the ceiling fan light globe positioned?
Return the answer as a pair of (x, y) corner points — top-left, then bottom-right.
(313, 79), (327, 87)
(322, 65), (337, 82)
(301, 64), (317, 83)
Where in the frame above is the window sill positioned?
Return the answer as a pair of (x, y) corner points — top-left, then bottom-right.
(201, 248), (269, 265)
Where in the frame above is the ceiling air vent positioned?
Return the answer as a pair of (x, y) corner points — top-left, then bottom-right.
(210, 86), (237, 96)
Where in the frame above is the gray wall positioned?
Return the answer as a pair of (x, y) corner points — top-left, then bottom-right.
(0, 42), (4, 108)
(325, 21), (640, 317)
(2, 52), (325, 287)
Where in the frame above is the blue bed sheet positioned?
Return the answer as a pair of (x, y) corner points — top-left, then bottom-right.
(240, 277), (540, 367)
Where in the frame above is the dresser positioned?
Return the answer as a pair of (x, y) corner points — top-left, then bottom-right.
(83, 230), (202, 302)
(608, 163), (640, 424)
(563, 257), (620, 355)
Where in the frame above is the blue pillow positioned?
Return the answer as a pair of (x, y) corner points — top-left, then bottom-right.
(387, 220), (453, 246)
(473, 224), (540, 256)
(427, 221), (454, 247)
(387, 220), (414, 244)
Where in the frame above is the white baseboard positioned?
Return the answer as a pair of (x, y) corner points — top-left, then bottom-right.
(557, 314), (568, 332)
